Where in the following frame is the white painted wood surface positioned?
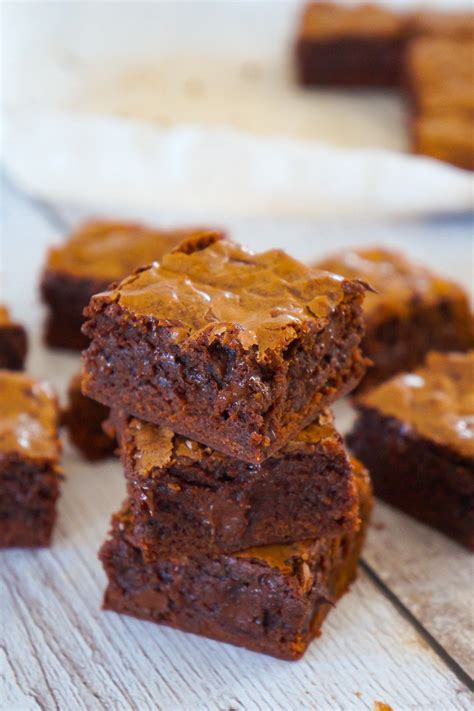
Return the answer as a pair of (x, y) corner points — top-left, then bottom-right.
(1, 175), (473, 710)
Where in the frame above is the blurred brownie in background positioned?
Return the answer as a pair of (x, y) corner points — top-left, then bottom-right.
(412, 114), (474, 172)
(316, 247), (474, 391)
(0, 371), (62, 547)
(295, 2), (405, 87)
(348, 351), (474, 550)
(405, 37), (474, 171)
(63, 372), (115, 461)
(405, 38), (474, 116)
(100, 461), (372, 660)
(406, 10), (474, 41)
(40, 221), (208, 351)
(0, 305), (27, 371)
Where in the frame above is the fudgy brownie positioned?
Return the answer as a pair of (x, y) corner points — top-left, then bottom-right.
(0, 371), (62, 547)
(100, 460), (372, 660)
(316, 247), (474, 391)
(0, 305), (27, 371)
(405, 37), (474, 116)
(348, 351), (474, 550)
(109, 408), (359, 557)
(63, 372), (115, 461)
(41, 220), (206, 350)
(83, 232), (367, 463)
(411, 114), (474, 172)
(295, 2), (405, 88)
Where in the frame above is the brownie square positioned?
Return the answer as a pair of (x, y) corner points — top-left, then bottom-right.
(411, 113), (474, 172)
(407, 10), (474, 41)
(110, 408), (359, 557)
(0, 371), (62, 547)
(83, 232), (367, 463)
(100, 460), (372, 660)
(405, 37), (474, 116)
(316, 247), (474, 391)
(348, 351), (474, 550)
(295, 2), (405, 88)
(63, 372), (115, 461)
(41, 220), (206, 351)
(0, 305), (27, 371)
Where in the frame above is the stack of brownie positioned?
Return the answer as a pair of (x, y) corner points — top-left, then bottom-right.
(81, 231), (373, 659)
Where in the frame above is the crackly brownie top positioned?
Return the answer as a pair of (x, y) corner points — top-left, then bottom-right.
(121, 408), (341, 476)
(407, 38), (474, 113)
(94, 232), (362, 356)
(46, 220), (208, 280)
(359, 351), (474, 458)
(299, 2), (403, 39)
(316, 247), (469, 325)
(408, 10), (474, 40)
(0, 371), (60, 460)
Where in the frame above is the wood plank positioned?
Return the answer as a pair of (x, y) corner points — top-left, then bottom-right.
(363, 501), (474, 680)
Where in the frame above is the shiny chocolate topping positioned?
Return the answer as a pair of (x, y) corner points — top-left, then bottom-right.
(316, 247), (470, 325)
(360, 351), (474, 458)
(0, 371), (60, 459)
(95, 233), (361, 357)
(47, 220), (209, 280)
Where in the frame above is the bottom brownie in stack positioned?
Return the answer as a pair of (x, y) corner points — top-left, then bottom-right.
(100, 459), (372, 660)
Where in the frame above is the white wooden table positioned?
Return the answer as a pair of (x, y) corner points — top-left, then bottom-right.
(1, 174), (473, 710)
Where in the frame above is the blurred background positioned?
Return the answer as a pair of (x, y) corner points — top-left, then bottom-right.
(1, 0), (473, 323)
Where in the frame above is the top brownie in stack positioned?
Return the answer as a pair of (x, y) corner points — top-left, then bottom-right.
(82, 232), (367, 463)
(41, 220), (209, 350)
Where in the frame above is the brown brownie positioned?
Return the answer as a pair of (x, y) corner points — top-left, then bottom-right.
(0, 305), (27, 371)
(411, 113), (474, 172)
(295, 2), (405, 88)
(405, 37), (474, 116)
(348, 352), (474, 550)
(316, 247), (474, 391)
(407, 10), (474, 41)
(41, 220), (207, 350)
(109, 408), (359, 557)
(100, 460), (372, 660)
(82, 232), (367, 463)
(0, 371), (62, 547)
(63, 372), (115, 461)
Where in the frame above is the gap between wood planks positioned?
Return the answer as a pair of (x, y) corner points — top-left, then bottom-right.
(7, 172), (474, 701)
(360, 560), (474, 693)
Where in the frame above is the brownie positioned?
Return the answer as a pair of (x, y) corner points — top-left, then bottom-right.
(405, 37), (474, 117)
(63, 372), (115, 461)
(295, 2), (405, 88)
(0, 305), (27, 371)
(109, 408), (359, 557)
(348, 351), (474, 550)
(83, 232), (367, 463)
(0, 371), (62, 547)
(41, 220), (206, 350)
(100, 459), (372, 660)
(406, 10), (474, 41)
(411, 113), (474, 172)
(316, 247), (474, 391)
